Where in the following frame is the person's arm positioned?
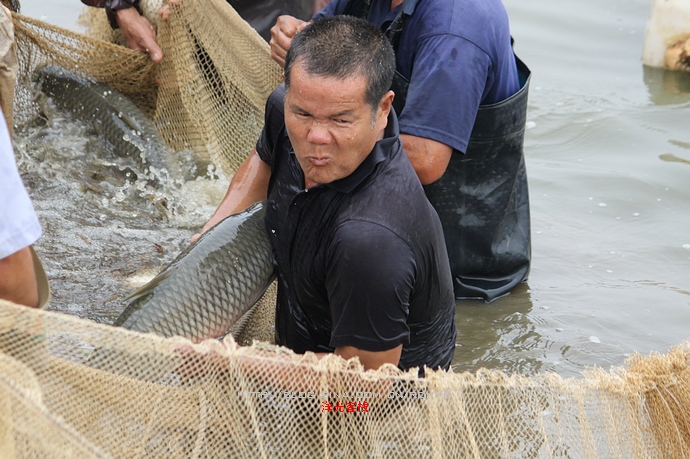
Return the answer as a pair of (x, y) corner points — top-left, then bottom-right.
(191, 149), (271, 242)
(0, 247), (39, 308)
(399, 134), (453, 185)
(326, 221), (416, 370)
(334, 345), (403, 371)
(81, 0), (162, 63)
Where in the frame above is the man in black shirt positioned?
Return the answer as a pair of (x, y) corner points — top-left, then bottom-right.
(198, 16), (455, 373)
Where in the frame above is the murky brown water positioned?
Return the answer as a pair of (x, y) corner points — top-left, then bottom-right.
(17, 0), (690, 378)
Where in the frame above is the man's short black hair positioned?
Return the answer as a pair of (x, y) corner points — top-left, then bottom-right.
(284, 15), (395, 111)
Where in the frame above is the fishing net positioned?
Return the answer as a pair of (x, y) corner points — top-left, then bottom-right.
(4, 1), (690, 457)
(2, 299), (690, 458)
(12, 0), (281, 174)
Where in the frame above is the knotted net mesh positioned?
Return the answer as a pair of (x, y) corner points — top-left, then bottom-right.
(4, 1), (690, 457)
(2, 299), (690, 458)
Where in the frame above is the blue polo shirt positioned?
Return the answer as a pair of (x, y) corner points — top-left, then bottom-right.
(314, 0), (520, 154)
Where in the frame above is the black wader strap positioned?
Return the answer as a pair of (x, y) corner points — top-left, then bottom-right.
(342, 0), (419, 113)
(342, 0), (371, 18)
(341, 0), (419, 52)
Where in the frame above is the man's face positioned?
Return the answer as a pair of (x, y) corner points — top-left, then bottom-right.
(284, 61), (392, 188)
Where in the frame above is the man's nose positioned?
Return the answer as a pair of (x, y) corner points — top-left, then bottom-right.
(307, 122), (332, 144)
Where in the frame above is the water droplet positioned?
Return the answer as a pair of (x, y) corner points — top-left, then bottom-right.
(589, 336), (601, 344)
(598, 202), (607, 207)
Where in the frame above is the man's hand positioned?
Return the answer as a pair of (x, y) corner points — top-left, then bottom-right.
(269, 15), (309, 68)
(115, 7), (163, 63)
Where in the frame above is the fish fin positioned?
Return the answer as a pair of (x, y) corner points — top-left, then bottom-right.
(230, 274), (276, 344)
(114, 109), (145, 134)
(229, 301), (261, 343)
(125, 266), (178, 303)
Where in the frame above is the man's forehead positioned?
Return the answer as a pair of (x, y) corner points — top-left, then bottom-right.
(288, 64), (368, 100)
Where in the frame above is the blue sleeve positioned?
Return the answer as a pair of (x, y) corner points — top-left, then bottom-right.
(398, 34), (491, 154)
(326, 220), (416, 352)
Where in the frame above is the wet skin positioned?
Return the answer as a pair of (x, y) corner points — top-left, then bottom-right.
(284, 61), (394, 189)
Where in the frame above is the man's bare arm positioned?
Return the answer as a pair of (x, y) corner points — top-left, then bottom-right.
(333, 345), (403, 371)
(400, 134), (453, 185)
(192, 149), (271, 241)
(0, 247), (39, 308)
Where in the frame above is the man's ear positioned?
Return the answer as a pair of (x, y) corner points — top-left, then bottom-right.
(377, 90), (395, 128)
(380, 90), (395, 117)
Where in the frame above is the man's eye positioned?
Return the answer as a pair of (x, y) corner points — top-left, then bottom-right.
(333, 119), (350, 125)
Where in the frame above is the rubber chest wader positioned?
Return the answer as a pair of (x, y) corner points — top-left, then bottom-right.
(344, 0), (532, 302)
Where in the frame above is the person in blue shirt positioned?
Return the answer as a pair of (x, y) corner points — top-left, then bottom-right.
(270, 0), (532, 302)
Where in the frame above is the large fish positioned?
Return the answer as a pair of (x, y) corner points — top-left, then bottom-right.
(114, 201), (275, 342)
(35, 65), (179, 184)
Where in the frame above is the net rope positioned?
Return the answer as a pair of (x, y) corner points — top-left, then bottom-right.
(5, 1), (690, 457)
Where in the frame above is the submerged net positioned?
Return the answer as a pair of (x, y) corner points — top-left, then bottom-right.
(5, 1), (690, 457)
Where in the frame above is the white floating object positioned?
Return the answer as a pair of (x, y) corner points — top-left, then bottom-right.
(642, 0), (690, 70)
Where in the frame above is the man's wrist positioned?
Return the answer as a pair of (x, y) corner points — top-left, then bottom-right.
(105, 0), (141, 29)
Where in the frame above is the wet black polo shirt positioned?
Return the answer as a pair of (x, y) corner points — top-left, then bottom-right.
(256, 84), (456, 372)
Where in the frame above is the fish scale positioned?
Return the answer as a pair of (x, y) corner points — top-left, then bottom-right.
(35, 65), (181, 185)
(115, 202), (275, 342)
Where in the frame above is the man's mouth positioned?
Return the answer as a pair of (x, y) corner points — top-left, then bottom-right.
(309, 156), (330, 166)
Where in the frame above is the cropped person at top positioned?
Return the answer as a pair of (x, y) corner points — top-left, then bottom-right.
(79, 0), (325, 63)
(271, 0), (532, 302)
(197, 16), (456, 373)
